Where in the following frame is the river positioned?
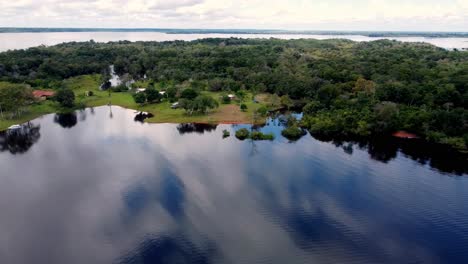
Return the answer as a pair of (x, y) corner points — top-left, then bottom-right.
(0, 106), (467, 263)
(0, 32), (468, 51)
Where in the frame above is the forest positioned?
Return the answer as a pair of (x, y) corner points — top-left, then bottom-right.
(0, 38), (466, 150)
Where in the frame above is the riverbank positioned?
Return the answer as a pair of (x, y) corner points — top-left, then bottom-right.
(0, 75), (271, 131)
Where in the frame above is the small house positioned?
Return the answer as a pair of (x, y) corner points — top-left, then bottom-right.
(227, 94), (236, 100)
(136, 88), (146, 93)
(392, 131), (419, 139)
(33, 90), (55, 101)
(159, 91), (166, 96)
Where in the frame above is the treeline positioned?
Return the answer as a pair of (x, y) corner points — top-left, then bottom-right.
(0, 38), (466, 149)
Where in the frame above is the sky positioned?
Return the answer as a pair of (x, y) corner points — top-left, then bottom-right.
(1, 0), (467, 31)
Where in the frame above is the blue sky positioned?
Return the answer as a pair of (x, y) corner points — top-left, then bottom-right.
(1, 0), (467, 31)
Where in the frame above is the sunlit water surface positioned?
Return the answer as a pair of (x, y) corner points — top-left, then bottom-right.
(0, 32), (468, 51)
(0, 106), (467, 264)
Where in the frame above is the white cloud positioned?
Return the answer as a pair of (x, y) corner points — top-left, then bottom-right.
(0, 0), (467, 31)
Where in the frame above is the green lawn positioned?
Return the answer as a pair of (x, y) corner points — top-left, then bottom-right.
(0, 75), (270, 131)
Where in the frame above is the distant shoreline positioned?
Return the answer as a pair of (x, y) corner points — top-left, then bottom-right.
(1, 28), (468, 38)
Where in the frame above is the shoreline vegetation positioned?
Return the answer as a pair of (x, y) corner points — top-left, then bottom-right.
(0, 75), (276, 130)
(0, 38), (466, 152)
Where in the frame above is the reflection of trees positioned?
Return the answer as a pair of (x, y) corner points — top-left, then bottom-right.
(134, 112), (154, 123)
(78, 109), (87, 122)
(398, 140), (468, 175)
(248, 139), (259, 157)
(366, 139), (398, 163)
(53, 113), (78, 128)
(342, 143), (353, 155)
(0, 123), (41, 154)
(177, 123), (217, 135)
(312, 134), (467, 175)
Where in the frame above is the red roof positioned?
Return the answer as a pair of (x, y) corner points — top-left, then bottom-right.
(33, 90), (55, 98)
(392, 131), (419, 139)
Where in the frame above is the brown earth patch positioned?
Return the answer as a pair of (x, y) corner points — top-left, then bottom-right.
(209, 104), (251, 123)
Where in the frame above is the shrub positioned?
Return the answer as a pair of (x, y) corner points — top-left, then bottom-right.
(111, 84), (128, 92)
(281, 126), (306, 141)
(222, 129), (230, 138)
(256, 106), (268, 116)
(235, 128), (250, 140)
(240, 103), (248, 112)
(251, 131), (275, 141)
(133, 92), (146, 105)
(180, 88), (198, 100)
(222, 95), (231, 104)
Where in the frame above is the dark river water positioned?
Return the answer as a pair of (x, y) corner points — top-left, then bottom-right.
(0, 106), (467, 264)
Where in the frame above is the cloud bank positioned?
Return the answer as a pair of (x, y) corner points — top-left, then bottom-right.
(1, 0), (467, 31)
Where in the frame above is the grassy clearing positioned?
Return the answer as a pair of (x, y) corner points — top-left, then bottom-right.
(0, 101), (56, 130)
(0, 75), (270, 131)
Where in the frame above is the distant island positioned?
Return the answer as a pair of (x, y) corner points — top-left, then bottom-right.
(1, 27), (468, 38)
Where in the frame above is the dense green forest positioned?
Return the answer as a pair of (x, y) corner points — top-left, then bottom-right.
(0, 38), (467, 149)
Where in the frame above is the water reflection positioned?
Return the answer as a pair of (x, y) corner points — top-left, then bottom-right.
(313, 135), (468, 175)
(0, 123), (40, 154)
(0, 106), (467, 264)
(134, 112), (154, 123)
(177, 123), (218, 135)
(54, 112), (78, 128)
(119, 235), (217, 264)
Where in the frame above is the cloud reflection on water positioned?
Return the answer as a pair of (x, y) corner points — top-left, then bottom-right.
(0, 106), (466, 263)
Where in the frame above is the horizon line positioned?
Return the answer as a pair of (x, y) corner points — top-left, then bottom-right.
(1, 27), (468, 34)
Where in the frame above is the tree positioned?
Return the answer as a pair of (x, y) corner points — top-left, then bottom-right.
(145, 88), (161, 103)
(192, 95), (219, 114)
(373, 101), (399, 132)
(256, 106), (268, 116)
(55, 88), (75, 108)
(133, 92), (146, 105)
(236, 90), (247, 102)
(166, 87), (177, 100)
(303, 101), (321, 115)
(180, 95), (219, 115)
(280, 95), (293, 109)
(180, 88), (198, 100)
(0, 83), (33, 118)
(317, 84), (340, 106)
(178, 99), (193, 114)
(354, 77), (376, 96)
